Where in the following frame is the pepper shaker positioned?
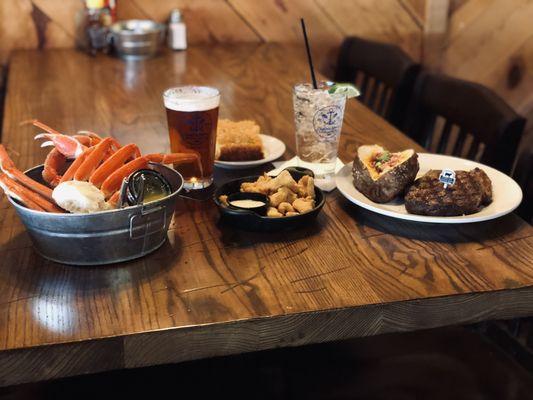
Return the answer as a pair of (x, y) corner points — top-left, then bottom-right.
(167, 9), (187, 51)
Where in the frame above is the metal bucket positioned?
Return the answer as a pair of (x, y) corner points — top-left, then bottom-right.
(110, 20), (165, 60)
(7, 163), (183, 266)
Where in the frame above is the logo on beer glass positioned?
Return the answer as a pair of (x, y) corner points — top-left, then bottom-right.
(313, 106), (342, 140)
(183, 113), (213, 147)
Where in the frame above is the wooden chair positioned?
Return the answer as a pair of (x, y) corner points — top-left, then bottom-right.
(405, 72), (526, 174)
(335, 36), (420, 129)
(513, 147), (533, 223)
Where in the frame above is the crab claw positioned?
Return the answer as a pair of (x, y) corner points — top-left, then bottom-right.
(34, 133), (86, 158)
(40, 140), (54, 148)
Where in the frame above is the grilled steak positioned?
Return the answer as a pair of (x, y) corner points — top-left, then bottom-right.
(404, 168), (493, 216)
(469, 167), (493, 205)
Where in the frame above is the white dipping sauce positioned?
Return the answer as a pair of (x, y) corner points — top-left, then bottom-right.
(230, 199), (265, 208)
(53, 181), (110, 213)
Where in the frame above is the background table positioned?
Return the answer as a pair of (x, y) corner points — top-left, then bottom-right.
(1, 44), (532, 387)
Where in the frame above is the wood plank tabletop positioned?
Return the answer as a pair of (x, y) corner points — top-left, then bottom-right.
(0, 44), (532, 386)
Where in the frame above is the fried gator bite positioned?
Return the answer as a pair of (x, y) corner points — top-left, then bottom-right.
(232, 170), (316, 217)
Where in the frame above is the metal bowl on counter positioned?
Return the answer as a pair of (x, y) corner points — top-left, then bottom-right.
(7, 163), (183, 266)
(109, 19), (165, 60)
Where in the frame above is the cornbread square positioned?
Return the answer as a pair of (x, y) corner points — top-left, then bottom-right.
(216, 119), (264, 161)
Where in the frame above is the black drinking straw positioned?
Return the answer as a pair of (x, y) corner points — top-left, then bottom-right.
(300, 18), (318, 89)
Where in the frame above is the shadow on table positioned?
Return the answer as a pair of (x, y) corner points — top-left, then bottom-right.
(337, 195), (521, 244)
(213, 211), (324, 249)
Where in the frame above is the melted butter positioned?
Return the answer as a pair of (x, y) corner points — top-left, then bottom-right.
(230, 199), (265, 208)
(134, 174), (171, 204)
(142, 186), (168, 203)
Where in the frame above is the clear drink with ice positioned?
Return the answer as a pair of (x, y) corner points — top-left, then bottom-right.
(293, 83), (346, 177)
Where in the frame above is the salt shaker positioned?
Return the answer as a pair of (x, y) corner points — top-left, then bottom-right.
(167, 9), (187, 50)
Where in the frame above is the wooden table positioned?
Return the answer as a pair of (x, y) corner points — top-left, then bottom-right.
(1, 44), (532, 387)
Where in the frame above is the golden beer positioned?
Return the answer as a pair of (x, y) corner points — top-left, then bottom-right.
(163, 86), (220, 189)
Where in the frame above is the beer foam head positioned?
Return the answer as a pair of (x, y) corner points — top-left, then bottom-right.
(163, 86), (220, 112)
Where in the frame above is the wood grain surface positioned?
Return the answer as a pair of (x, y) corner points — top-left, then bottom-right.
(0, 44), (532, 387)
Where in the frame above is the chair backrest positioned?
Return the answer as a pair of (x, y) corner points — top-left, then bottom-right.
(405, 72), (526, 174)
(513, 147), (533, 223)
(335, 36), (420, 129)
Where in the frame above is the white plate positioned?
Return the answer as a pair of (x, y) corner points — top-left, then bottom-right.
(214, 134), (286, 170)
(335, 153), (523, 223)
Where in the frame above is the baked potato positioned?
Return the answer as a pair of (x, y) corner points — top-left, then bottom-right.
(352, 145), (419, 203)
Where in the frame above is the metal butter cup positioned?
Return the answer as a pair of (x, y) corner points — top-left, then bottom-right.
(125, 169), (172, 206)
(226, 192), (269, 215)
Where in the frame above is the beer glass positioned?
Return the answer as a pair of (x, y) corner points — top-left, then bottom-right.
(163, 86), (220, 189)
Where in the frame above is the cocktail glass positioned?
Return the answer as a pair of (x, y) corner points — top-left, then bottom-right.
(293, 82), (347, 177)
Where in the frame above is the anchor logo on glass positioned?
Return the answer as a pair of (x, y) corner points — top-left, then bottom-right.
(183, 113), (212, 146)
(313, 105), (342, 140)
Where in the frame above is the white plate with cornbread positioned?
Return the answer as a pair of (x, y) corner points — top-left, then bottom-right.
(215, 119), (286, 169)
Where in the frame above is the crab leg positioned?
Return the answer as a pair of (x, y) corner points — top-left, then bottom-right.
(100, 152), (201, 198)
(0, 173), (63, 212)
(59, 147), (95, 183)
(107, 191), (121, 208)
(71, 136), (91, 147)
(77, 130), (104, 144)
(146, 152), (203, 178)
(21, 119), (62, 135)
(0, 173), (44, 211)
(73, 138), (117, 181)
(100, 157), (150, 199)
(72, 135), (102, 147)
(109, 137), (122, 150)
(42, 148), (67, 187)
(26, 119), (103, 148)
(0, 144), (54, 201)
(89, 143), (141, 187)
(145, 153), (199, 164)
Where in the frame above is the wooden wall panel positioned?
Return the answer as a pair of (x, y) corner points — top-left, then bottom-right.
(315, 0), (422, 60)
(0, 1), (38, 64)
(401, 0), (426, 22)
(0, 0), (422, 66)
(433, 0), (533, 154)
(443, 1), (532, 79)
(116, 0), (261, 44)
(32, 0), (83, 48)
(228, 0), (343, 45)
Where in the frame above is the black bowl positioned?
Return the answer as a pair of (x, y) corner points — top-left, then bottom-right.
(213, 171), (325, 232)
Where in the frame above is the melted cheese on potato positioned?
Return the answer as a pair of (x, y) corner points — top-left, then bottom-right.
(358, 145), (414, 181)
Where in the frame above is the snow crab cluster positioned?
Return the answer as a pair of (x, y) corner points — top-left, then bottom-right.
(0, 120), (200, 213)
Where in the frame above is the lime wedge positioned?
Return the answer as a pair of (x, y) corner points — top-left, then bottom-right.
(328, 83), (360, 98)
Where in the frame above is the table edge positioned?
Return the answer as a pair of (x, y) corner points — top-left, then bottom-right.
(2, 286), (533, 386)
